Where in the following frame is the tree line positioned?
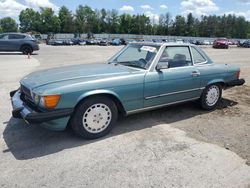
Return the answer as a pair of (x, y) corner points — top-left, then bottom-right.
(0, 5), (250, 39)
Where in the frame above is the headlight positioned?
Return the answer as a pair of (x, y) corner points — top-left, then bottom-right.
(32, 92), (61, 109)
(32, 92), (40, 105)
(34, 93), (40, 104)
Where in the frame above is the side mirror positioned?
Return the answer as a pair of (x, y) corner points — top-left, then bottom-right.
(156, 62), (169, 71)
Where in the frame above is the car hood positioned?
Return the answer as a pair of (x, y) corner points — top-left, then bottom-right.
(20, 63), (142, 89)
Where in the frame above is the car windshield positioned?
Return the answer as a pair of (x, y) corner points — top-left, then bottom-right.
(111, 44), (159, 69)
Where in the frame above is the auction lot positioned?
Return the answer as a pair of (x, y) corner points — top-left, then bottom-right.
(0, 44), (250, 187)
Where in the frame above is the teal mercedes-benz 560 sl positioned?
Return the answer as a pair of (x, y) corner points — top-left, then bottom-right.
(10, 42), (245, 139)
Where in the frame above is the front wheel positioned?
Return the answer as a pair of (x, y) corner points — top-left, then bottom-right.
(70, 96), (118, 139)
(21, 45), (33, 55)
(199, 84), (222, 110)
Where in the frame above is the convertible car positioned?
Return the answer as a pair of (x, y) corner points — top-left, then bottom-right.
(10, 42), (245, 139)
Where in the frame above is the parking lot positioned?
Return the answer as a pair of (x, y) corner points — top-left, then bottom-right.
(0, 44), (250, 187)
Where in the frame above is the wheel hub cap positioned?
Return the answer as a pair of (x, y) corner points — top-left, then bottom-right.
(206, 85), (220, 106)
(82, 103), (112, 133)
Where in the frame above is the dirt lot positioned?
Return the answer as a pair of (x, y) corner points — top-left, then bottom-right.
(181, 47), (250, 164)
(0, 45), (250, 187)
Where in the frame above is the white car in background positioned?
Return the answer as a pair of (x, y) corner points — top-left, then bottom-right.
(203, 40), (210, 45)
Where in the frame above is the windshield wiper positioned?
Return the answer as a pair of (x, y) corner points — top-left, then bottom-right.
(119, 62), (146, 69)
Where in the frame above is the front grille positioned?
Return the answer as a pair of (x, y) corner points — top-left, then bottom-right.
(20, 84), (33, 102)
(20, 84), (40, 111)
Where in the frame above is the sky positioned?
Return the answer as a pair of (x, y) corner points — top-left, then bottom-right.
(1, 0), (250, 21)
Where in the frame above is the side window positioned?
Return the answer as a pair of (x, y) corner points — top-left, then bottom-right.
(8, 34), (26, 39)
(191, 47), (207, 64)
(0, 34), (8, 40)
(159, 46), (192, 68)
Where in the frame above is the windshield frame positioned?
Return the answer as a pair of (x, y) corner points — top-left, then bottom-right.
(108, 43), (161, 70)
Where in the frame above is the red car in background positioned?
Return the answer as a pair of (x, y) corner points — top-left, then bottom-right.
(213, 38), (229, 49)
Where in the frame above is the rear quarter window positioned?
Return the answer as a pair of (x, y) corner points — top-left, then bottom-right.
(191, 47), (207, 64)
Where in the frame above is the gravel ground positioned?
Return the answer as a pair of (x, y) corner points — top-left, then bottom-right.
(0, 45), (250, 188)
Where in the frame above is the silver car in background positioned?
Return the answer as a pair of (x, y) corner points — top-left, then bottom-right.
(0, 33), (39, 54)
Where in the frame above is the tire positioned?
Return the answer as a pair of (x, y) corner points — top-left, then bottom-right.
(21, 45), (33, 55)
(70, 96), (118, 139)
(199, 84), (222, 110)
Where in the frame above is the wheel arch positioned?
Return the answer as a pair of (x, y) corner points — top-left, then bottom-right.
(206, 79), (226, 88)
(20, 43), (33, 51)
(75, 90), (126, 115)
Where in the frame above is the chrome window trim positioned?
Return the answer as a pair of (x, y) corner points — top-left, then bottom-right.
(157, 64), (195, 71)
(109, 43), (211, 73)
(194, 61), (208, 65)
(145, 87), (205, 100)
(148, 44), (166, 72)
(194, 63), (214, 67)
(126, 96), (200, 115)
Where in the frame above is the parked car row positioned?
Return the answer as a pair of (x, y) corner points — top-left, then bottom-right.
(237, 40), (250, 48)
(188, 40), (212, 45)
(1, 32), (248, 55)
(46, 38), (127, 46)
(45, 37), (248, 49)
(46, 37), (221, 46)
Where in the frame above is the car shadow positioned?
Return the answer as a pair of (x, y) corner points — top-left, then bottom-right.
(2, 98), (237, 160)
(0, 52), (38, 55)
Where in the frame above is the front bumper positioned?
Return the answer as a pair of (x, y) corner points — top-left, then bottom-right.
(10, 90), (73, 124)
(226, 78), (245, 87)
(213, 43), (228, 48)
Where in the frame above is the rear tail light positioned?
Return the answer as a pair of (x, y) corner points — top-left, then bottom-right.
(236, 70), (240, 79)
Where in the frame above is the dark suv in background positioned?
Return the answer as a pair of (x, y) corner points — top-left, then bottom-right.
(0, 33), (39, 54)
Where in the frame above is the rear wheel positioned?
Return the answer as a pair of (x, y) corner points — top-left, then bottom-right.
(70, 96), (118, 139)
(199, 84), (222, 110)
(21, 45), (33, 55)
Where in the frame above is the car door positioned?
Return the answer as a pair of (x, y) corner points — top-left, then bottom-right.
(0, 34), (9, 51)
(7, 34), (25, 51)
(144, 46), (202, 107)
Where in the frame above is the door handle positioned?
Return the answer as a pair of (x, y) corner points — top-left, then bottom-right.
(191, 71), (200, 77)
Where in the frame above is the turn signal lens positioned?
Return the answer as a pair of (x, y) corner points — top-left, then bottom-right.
(44, 95), (61, 109)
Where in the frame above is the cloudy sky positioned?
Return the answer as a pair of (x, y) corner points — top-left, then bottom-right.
(1, 0), (250, 21)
